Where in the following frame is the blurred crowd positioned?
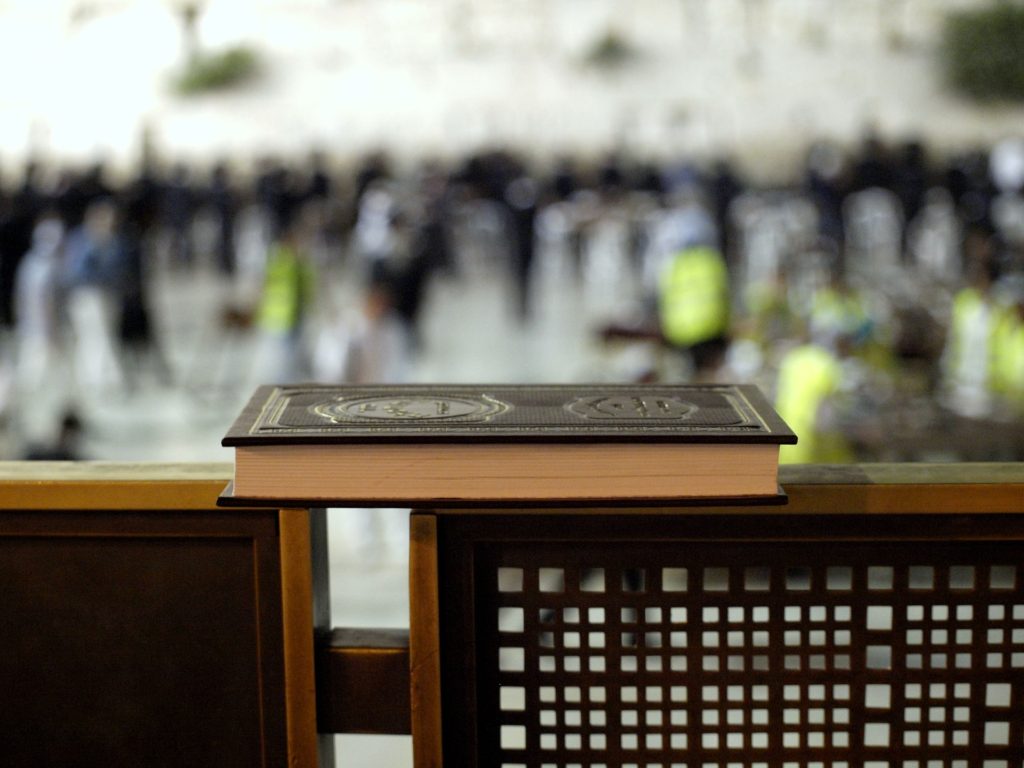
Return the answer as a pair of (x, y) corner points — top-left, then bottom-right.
(1, 133), (1023, 462)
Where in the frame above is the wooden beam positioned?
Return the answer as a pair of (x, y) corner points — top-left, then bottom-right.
(316, 628), (411, 734)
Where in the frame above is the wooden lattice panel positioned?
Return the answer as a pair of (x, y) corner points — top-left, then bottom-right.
(461, 539), (1024, 768)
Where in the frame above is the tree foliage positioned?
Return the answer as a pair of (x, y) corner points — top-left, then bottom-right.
(174, 46), (261, 96)
(942, 0), (1024, 102)
(583, 30), (638, 69)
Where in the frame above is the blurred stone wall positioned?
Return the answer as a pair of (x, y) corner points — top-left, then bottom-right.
(0, 0), (1017, 176)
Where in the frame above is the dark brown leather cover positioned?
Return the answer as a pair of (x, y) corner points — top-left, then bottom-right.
(223, 384), (796, 446)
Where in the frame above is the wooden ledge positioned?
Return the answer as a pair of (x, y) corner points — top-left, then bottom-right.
(316, 628), (411, 735)
(0, 462), (234, 510)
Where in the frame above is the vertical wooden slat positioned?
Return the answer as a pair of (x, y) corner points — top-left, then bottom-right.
(308, 508), (336, 768)
(410, 512), (443, 768)
(279, 508), (320, 768)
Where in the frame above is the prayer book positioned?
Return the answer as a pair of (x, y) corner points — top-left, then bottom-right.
(222, 384), (796, 505)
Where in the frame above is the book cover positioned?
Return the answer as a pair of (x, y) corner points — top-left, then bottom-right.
(223, 383), (796, 445)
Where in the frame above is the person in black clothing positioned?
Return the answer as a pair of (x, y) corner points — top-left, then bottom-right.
(209, 161), (237, 275)
(305, 150), (332, 202)
(55, 169), (89, 230)
(118, 180), (171, 389)
(392, 211), (432, 351)
(550, 156), (579, 202)
(163, 163), (196, 267)
(849, 133), (894, 194)
(708, 158), (743, 264)
(79, 161), (113, 207)
(505, 174), (539, 322)
(598, 152), (626, 195)
(0, 162), (44, 329)
(805, 141), (847, 250)
(893, 140), (930, 227)
(255, 158), (298, 239)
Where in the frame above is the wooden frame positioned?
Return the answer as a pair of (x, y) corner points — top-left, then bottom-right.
(0, 463), (323, 768)
(410, 463), (1024, 766)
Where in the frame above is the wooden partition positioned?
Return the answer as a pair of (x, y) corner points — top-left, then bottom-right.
(0, 463), (327, 768)
(2, 463), (1023, 768)
(409, 464), (1024, 767)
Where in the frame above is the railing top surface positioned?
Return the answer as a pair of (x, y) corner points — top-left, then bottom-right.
(0, 462), (235, 510)
(0, 461), (1020, 513)
(779, 462), (1024, 486)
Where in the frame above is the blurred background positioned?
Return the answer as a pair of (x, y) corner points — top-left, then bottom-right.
(2, 0), (1023, 467)
(3, 2), (1024, 763)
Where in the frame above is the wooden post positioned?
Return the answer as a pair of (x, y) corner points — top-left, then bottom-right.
(409, 512), (443, 768)
(279, 508), (335, 768)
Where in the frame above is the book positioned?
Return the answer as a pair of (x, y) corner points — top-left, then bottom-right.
(222, 384), (796, 505)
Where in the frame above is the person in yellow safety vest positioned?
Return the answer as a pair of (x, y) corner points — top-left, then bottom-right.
(774, 337), (853, 464)
(658, 245), (730, 375)
(941, 266), (1005, 419)
(257, 218), (317, 381)
(992, 298), (1024, 415)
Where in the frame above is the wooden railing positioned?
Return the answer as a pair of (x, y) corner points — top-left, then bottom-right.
(0, 462), (1022, 767)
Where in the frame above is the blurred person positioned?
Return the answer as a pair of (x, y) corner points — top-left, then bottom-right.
(62, 199), (127, 392)
(992, 292), (1024, 420)
(951, 151), (998, 231)
(414, 161), (455, 275)
(118, 161), (171, 389)
(117, 212), (169, 391)
(708, 158), (744, 262)
(990, 137), (1024, 196)
(55, 160), (113, 230)
(504, 174), (539, 322)
(392, 207), (439, 351)
(843, 187), (904, 274)
(849, 132), (894, 194)
(305, 149), (333, 202)
(23, 409), (85, 461)
(657, 239), (731, 379)
(79, 161), (113, 206)
(549, 156), (580, 202)
(775, 332), (854, 464)
(354, 151), (392, 208)
(0, 161), (45, 330)
(643, 187), (719, 293)
(13, 159), (45, 225)
(805, 141), (847, 249)
(315, 273), (408, 385)
(13, 213), (65, 390)
(54, 169), (89, 229)
(255, 211), (317, 382)
(352, 182), (401, 280)
(255, 157), (301, 237)
(209, 161), (238, 275)
(123, 159), (164, 240)
(579, 187), (634, 309)
(893, 139), (930, 233)
(163, 163), (196, 268)
(907, 188), (962, 282)
(597, 152), (626, 196)
(634, 161), (666, 200)
(661, 158), (703, 198)
(940, 233), (1004, 420)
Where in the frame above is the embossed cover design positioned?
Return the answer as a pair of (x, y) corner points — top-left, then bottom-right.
(223, 384), (795, 445)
